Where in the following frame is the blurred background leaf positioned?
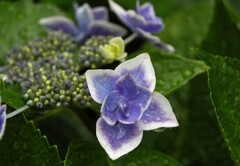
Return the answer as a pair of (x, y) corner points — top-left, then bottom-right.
(201, 0), (240, 58)
(0, 0), (63, 65)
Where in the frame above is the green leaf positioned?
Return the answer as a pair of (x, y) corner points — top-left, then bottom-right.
(0, 0), (63, 64)
(0, 114), (62, 166)
(223, 0), (240, 30)
(201, 0), (240, 58)
(150, 51), (208, 95)
(158, 0), (214, 57)
(196, 50), (240, 165)
(64, 141), (182, 166)
(0, 79), (24, 109)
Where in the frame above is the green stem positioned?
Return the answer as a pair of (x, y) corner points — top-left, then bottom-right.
(124, 33), (138, 45)
(6, 105), (29, 119)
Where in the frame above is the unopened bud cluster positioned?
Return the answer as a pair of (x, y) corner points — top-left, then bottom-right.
(79, 36), (112, 69)
(7, 31), (92, 108)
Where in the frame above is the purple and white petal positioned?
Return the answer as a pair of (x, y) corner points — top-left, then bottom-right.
(139, 92), (179, 131)
(39, 16), (78, 35)
(137, 28), (175, 52)
(116, 74), (139, 100)
(96, 118), (143, 160)
(0, 105), (7, 140)
(88, 21), (127, 37)
(129, 86), (152, 112)
(92, 7), (109, 20)
(101, 91), (121, 125)
(85, 70), (120, 104)
(75, 3), (93, 32)
(109, 0), (128, 22)
(117, 103), (144, 125)
(136, 1), (158, 21)
(115, 53), (156, 92)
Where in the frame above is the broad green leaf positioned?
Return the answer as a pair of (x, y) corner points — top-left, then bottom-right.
(158, 0), (214, 57)
(223, 0), (240, 30)
(196, 50), (240, 165)
(0, 79), (24, 109)
(64, 141), (182, 166)
(149, 51), (208, 95)
(201, 0), (240, 58)
(0, 0), (63, 64)
(0, 114), (62, 166)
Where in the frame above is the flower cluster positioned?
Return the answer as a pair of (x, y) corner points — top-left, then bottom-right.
(7, 31), (91, 108)
(0, 1), (178, 160)
(86, 54), (178, 159)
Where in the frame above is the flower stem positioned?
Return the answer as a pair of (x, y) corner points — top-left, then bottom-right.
(0, 65), (9, 72)
(124, 33), (138, 45)
(6, 105), (29, 119)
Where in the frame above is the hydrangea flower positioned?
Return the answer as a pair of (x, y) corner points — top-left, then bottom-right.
(39, 3), (126, 41)
(86, 53), (179, 160)
(109, 0), (174, 52)
(0, 97), (7, 140)
(99, 37), (127, 63)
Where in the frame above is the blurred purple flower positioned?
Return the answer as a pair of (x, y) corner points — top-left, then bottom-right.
(39, 3), (126, 41)
(109, 0), (174, 52)
(0, 99), (6, 140)
(86, 53), (178, 160)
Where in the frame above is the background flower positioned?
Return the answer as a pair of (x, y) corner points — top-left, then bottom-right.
(86, 53), (178, 159)
(39, 3), (126, 41)
(109, 0), (174, 52)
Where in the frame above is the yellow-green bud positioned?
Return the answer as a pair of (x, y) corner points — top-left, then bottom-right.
(99, 37), (127, 63)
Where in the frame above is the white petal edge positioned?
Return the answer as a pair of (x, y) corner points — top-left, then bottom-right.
(115, 53), (156, 92)
(85, 69), (120, 104)
(139, 91), (179, 130)
(108, 0), (126, 17)
(96, 118), (143, 160)
(0, 105), (7, 140)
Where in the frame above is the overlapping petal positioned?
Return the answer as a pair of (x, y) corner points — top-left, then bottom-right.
(115, 53), (156, 92)
(86, 70), (120, 104)
(139, 92), (179, 130)
(92, 7), (108, 20)
(39, 16), (78, 35)
(74, 3), (93, 32)
(96, 118), (143, 160)
(0, 104), (7, 140)
(88, 21), (127, 37)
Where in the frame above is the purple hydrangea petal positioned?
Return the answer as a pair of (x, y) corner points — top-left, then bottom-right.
(96, 118), (143, 160)
(92, 7), (109, 20)
(101, 91), (121, 125)
(139, 92), (179, 131)
(136, 28), (175, 52)
(117, 103), (143, 124)
(129, 86), (152, 112)
(75, 3), (93, 32)
(108, 0), (130, 26)
(136, 1), (159, 22)
(124, 12), (163, 33)
(86, 70), (120, 104)
(88, 21), (127, 37)
(116, 74), (139, 100)
(39, 16), (79, 35)
(115, 53), (156, 92)
(0, 105), (7, 140)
